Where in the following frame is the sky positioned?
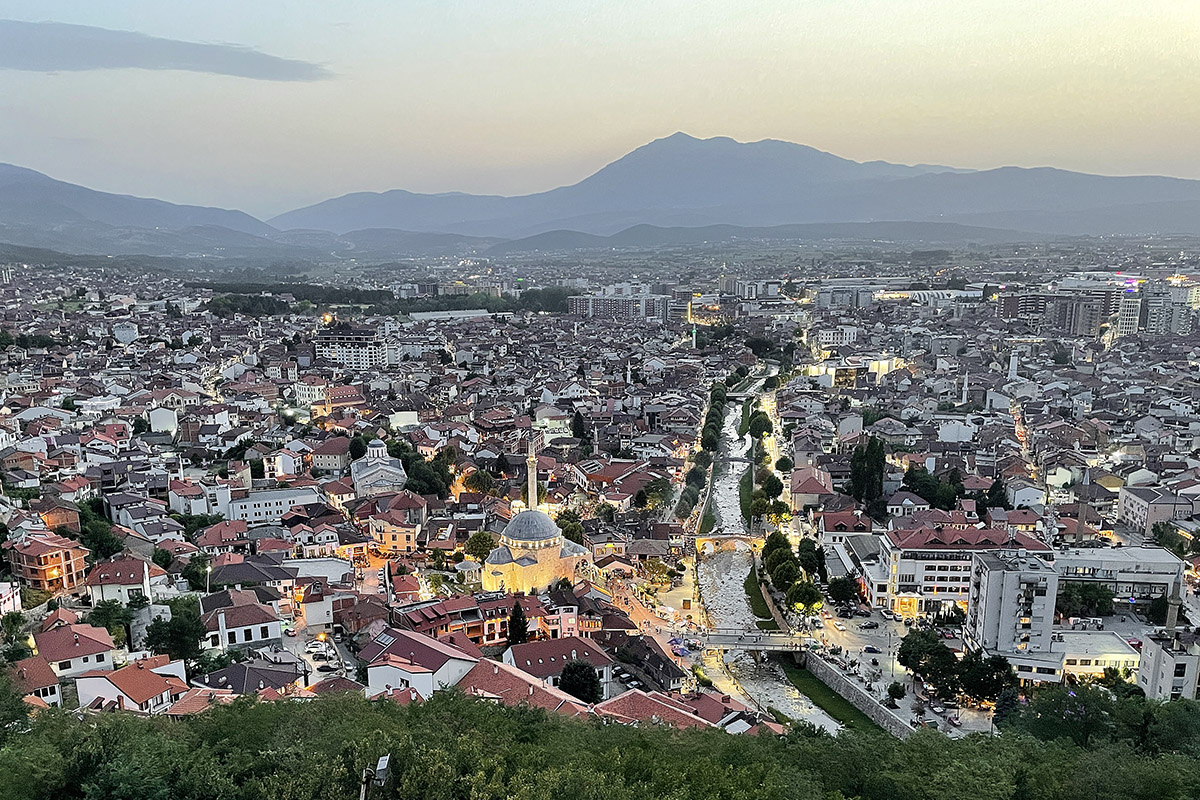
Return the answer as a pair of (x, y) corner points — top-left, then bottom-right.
(1, 1), (1199, 218)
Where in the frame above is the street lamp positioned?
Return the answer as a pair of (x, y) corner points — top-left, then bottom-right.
(206, 564), (212, 594)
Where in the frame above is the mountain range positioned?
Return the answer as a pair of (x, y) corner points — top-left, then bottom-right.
(4, 133), (1200, 259)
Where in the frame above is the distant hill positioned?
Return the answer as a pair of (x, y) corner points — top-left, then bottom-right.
(0, 163), (270, 234)
(484, 221), (1038, 255)
(270, 133), (1200, 238)
(6, 133), (1200, 258)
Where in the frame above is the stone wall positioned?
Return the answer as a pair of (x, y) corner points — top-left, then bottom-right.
(803, 653), (915, 739)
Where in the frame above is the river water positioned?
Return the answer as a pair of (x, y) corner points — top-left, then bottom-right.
(695, 401), (840, 732)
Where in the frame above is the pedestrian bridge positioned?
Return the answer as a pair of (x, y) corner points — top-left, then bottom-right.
(695, 628), (812, 652)
(692, 528), (758, 555)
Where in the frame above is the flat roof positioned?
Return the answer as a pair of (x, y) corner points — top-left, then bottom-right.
(1049, 630), (1140, 657)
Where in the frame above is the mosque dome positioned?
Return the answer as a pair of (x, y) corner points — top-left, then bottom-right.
(501, 509), (561, 544)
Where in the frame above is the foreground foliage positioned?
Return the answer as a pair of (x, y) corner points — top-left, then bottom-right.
(0, 691), (1198, 800)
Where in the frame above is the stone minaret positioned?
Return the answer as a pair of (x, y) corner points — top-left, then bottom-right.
(526, 439), (538, 510)
(1167, 582), (1182, 633)
(1008, 351), (1019, 380)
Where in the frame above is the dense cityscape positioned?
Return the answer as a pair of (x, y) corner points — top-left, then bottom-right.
(0, 234), (1196, 796)
(4, 3), (1200, 798)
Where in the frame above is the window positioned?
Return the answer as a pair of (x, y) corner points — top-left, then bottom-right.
(95, 653), (104, 663)
(1175, 663), (1188, 678)
(228, 631), (237, 644)
(58, 660), (71, 670)
(261, 626), (270, 639)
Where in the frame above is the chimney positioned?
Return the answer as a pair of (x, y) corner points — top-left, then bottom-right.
(73, 633), (79, 646)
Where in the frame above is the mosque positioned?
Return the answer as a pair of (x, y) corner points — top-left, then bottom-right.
(482, 446), (590, 594)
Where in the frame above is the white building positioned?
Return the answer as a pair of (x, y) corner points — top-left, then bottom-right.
(76, 656), (188, 713)
(228, 487), (321, 524)
(964, 552), (1057, 656)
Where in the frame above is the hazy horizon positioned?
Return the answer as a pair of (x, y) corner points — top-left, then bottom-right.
(2, 1), (1199, 218)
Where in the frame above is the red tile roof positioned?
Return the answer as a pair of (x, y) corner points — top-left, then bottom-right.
(34, 624), (114, 662)
(506, 636), (613, 678)
(7, 656), (57, 694)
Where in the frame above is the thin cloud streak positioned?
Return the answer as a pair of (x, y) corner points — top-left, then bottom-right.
(0, 20), (332, 81)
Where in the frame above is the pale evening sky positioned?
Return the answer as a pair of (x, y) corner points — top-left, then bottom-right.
(0, 1), (1198, 218)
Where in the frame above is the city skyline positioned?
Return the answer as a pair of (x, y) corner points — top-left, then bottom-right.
(1, 2), (1199, 216)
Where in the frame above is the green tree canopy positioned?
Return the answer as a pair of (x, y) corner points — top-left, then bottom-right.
(558, 660), (603, 704)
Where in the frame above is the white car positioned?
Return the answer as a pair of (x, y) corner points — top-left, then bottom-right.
(304, 640), (327, 654)
(833, 621), (846, 632)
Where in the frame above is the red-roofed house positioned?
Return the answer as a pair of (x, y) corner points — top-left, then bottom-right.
(7, 656), (60, 707)
(503, 635), (615, 698)
(361, 628), (478, 698)
(33, 623), (116, 678)
(76, 655), (188, 714)
(593, 688), (710, 729)
(84, 556), (166, 607)
(3, 532), (90, 594)
(456, 659), (590, 716)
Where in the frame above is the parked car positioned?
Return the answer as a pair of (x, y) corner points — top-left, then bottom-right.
(863, 645), (882, 654)
(317, 664), (338, 673)
(856, 608), (872, 617)
(903, 618), (915, 627)
(859, 621), (880, 630)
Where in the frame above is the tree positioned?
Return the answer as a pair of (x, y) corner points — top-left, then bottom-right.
(0, 672), (28, 746)
(596, 503), (616, 523)
(152, 548), (174, 570)
(348, 436), (368, 461)
(887, 681), (907, 707)
(144, 597), (205, 661)
(958, 650), (1015, 701)
(571, 411), (589, 442)
(507, 602), (529, 646)
(558, 660), (603, 704)
(897, 629), (945, 674)
(181, 552), (212, 592)
(827, 577), (858, 606)
(796, 538), (826, 582)
(771, 560), (800, 592)
(760, 472), (784, 500)
(775, 456), (793, 472)
(1007, 684), (1116, 748)
(986, 478), (1011, 510)
(87, 601), (134, 648)
(993, 686), (1021, 727)
(464, 470), (496, 495)
(747, 413), (774, 439)
(787, 581), (823, 614)
(465, 531), (495, 562)
(761, 530), (791, 563)
(848, 437), (886, 506)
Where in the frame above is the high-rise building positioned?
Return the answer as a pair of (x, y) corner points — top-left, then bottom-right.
(964, 552), (1057, 655)
(1114, 292), (1143, 338)
(314, 325), (385, 369)
(567, 294), (670, 323)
